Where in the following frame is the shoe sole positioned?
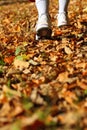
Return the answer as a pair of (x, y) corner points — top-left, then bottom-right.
(58, 22), (69, 27)
(36, 27), (52, 40)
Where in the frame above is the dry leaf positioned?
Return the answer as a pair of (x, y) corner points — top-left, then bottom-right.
(10, 106), (23, 117)
(4, 56), (15, 64)
(54, 29), (62, 36)
(57, 72), (77, 83)
(83, 7), (87, 12)
(3, 85), (21, 97)
(13, 59), (29, 70)
(76, 62), (86, 69)
(0, 103), (11, 117)
(77, 80), (87, 90)
(64, 46), (72, 55)
(21, 114), (38, 127)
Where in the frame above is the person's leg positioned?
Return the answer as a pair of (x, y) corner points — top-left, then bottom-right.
(35, 0), (52, 40)
(59, 0), (69, 13)
(58, 0), (70, 27)
(35, 0), (49, 18)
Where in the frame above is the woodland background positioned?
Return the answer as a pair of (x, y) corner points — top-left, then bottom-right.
(0, 0), (87, 130)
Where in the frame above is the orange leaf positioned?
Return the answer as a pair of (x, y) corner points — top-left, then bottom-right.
(4, 56), (15, 64)
(54, 29), (62, 36)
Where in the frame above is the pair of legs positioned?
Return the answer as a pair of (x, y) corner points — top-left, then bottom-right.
(35, 0), (70, 40)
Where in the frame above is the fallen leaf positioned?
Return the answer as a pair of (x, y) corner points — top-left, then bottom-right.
(76, 62), (86, 69)
(21, 114), (38, 127)
(10, 105), (23, 117)
(3, 18), (10, 24)
(54, 29), (62, 36)
(77, 80), (87, 90)
(0, 102), (11, 117)
(14, 25), (21, 32)
(3, 85), (21, 97)
(57, 72), (77, 83)
(15, 46), (21, 56)
(29, 59), (40, 66)
(13, 59), (29, 70)
(64, 46), (72, 55)
(0, 59), (5, 66)
(4, 56), (15, 64)
(83, 7), (87, 12)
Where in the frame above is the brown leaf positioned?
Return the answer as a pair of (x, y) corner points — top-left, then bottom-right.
(21, 114), (38, 127)
(10, 105), (23, 117)
(77, 80), (87, 90)
(57, 72), (77, 83)
(3, 18), (10, 24)
(0, 102), (11, 117)
(76, 62), (86, 69)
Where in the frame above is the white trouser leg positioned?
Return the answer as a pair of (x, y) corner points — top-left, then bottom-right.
(35, 0), (49, 18)
(58, 0), (70, 27)
(59, 0), (69, 13)
(35, 0), (52, 40)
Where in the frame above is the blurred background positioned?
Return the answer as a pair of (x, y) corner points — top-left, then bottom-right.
(0, 0), (28, 5)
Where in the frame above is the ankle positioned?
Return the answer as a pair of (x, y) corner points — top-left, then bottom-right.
(38, 13), (50, 19)
(57, 12), (69, 27)
(58, 12), (68, 15)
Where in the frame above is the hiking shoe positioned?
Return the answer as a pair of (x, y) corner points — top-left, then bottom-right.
(35, 14), (52, 40)
(58, 12), (69, 27)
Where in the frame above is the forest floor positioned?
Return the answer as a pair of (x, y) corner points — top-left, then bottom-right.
(0, 0), (87, 130)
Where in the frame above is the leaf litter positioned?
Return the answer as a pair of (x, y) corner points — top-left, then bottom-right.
(0, 0), (87, 130)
